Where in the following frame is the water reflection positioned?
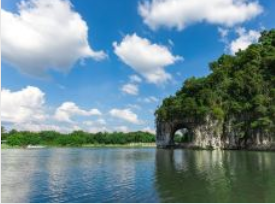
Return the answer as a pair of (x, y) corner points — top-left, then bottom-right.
(155, 149), (275, 202)
(1, 149), (40, 202)
(2, 148), (275, 203)
(1, 148), (158, 203)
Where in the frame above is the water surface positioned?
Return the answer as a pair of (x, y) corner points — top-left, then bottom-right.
(2, 148), (275, 202)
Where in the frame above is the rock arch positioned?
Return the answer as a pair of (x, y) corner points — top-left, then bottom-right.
(156, 117), (227, 149)
(156, 119), (195, 148)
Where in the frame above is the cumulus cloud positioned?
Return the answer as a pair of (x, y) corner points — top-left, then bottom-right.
(218, 27), (230, 43)
(229, 27), (260, 54)
(1, 86), (145, 133)
(54, 102), (102, 123)
(109, 108), (142, 124)
(142, 126), (156, 134)
(1, 86), (74, 132)
(114, 126), (130, 133)
(83, 126), (109, 133)
(81, 119), (108, 133)
(83, 119), (106, 126)
(13, 122), (81, 133)
(139, 0), (263, 30)
(1, 0), (106, 77)
(121, 75), (143, 95)
(121, 83), (139, 95)
(127, 104), (141, 110)
(143, 96), (158, 103)
(113, 33), (182, 84)
(130, 75), (142, 83)
(1, 86), (47, 123)
(81, 125), (129, 133)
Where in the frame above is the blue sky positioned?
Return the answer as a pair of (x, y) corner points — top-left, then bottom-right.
(1, 0), (275, 133)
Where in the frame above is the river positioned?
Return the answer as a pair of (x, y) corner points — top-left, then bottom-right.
(1, 148), (275, 202)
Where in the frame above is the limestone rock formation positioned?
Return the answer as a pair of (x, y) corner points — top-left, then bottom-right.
(156, 116), (275, 150)
(155, 30), (275, 150)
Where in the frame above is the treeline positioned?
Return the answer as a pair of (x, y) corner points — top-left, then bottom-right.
(1, 129), (155, 146)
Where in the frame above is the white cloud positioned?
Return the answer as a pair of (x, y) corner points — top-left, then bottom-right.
(96, 119), (107, 125)
(82, 122), (133, 133)
(229, 28), (260, 54)
(83, 125), (130, 133)
(121, 75), (142, 95)
(83, 119), (106, 126)
(114, 126), (130, 133)
(139, 0), (263, 30)
(142, 126), (156, 134)
(109, 108), (142, 124)
(83, 121), (94, 126)
(1, 86), (77, 132)
(218, 27), (230, 43)
(1, 0), (106, 77)
(83, 126), (109, 133)
(130, 75), (142, 83)
(127, 104), (141, 110)
(54, 102), (101, 123)
(168, 39), (174, 47)
(143, 96), (159, 103)
(1, 86), (46, 123)
(81, 118), (109, 133)
(121, 83), (139, 95)
(1, 86), (146, 133)
(218, 28), (229, 38)
(113, 33), (182, 84)
(13, 122), (79, 133)
(17, 119), (107, 133)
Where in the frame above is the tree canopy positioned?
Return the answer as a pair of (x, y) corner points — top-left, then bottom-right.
(2, 130), (155, 147)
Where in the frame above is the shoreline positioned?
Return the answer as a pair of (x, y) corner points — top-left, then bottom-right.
(2, 143), (274, 152)
(1, 143), (156, 149)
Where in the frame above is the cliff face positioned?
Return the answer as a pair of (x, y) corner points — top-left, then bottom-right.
(156, 116), (275, 150)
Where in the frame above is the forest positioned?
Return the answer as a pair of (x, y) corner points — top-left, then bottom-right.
(1, 127), (155, 147)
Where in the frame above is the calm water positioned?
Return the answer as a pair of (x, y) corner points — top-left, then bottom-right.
(1, 148), (275, 203)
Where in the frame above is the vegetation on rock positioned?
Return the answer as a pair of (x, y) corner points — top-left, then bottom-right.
(155, 30), (275, 137)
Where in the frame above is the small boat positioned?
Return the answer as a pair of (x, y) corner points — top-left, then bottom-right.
(26, 145), (46, 149)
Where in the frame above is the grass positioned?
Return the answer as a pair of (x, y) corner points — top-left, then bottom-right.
(1, 144), (22, 149)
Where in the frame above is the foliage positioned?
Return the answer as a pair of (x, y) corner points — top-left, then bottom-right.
(1, 126), (7, 140)
(1, 126), (5, 134)
(4, 129), (155, 147)
(155, 30), (275, 136)
(174, 133), (191, 143)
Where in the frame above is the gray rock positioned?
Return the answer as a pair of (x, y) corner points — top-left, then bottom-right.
(156, 116), (275, 151)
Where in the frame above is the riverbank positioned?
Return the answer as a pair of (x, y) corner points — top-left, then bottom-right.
(1, 143), (156, 149)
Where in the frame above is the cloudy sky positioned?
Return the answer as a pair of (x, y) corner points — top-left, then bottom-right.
(1, 0), (275, 133)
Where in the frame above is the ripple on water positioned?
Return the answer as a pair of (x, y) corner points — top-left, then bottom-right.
(2, 148), (275, 203)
